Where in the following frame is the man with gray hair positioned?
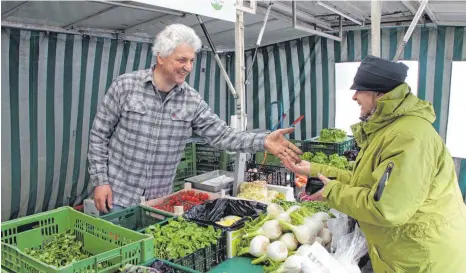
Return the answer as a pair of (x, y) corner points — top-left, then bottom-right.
(88, 24), (302, 213)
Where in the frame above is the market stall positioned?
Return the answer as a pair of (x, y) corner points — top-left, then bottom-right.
(2, 0), (466, 272)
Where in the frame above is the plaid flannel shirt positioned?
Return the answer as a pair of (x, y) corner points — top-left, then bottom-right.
(88, 67), (267, 208)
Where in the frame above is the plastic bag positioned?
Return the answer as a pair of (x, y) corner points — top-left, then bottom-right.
(183, 198), (267, 230)
(326, 209), (352, 253)
(332, 224), (368, 273)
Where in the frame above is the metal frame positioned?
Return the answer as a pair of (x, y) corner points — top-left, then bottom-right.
(292, 1), (342, 42)
(421, 0), (439, 27)
(393, 0), (429, 61)
(90, 0), (184, 16)
(124, 14), (183, 35)
(196, 15), (238, 99)
(236, 0), (257, 14)
(2, 1), (28, 17)
(401, 0), (425, 24)
(317, 1), (364, 26)
(1, 20), (154, 43)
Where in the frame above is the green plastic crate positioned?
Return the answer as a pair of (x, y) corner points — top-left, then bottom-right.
(303, 136), (356, 156)
(174, 161), (196, 191)
(99, 206), (168, 233)
(181, 143), (196, 163)
(1, 206), (154, 273)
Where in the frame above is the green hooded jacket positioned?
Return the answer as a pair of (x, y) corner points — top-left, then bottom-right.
(310, 84), (466, 273)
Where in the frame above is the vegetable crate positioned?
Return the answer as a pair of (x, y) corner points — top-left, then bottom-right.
(99, 205), (167, 233)
(181, 143), (196, 163)
(195, 144), (235, 173)
(174, 160), (196, 192)
(150, 219), (227, 273)
(1, 206), (154, 273)
(302, 136), (356, 156)
(141, 184), (221, 217)
(244, 161), (294, 187)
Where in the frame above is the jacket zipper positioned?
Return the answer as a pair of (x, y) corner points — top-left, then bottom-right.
(374, 162), (394, 201)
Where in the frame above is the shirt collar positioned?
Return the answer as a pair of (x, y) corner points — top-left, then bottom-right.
(143, 64), (183, 93)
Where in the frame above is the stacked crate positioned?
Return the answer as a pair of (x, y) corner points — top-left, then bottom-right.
(173, 143), (196, 192)
(195, 143), (235, 174)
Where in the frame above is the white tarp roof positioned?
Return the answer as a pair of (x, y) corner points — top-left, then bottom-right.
(2, 1), (466, 51)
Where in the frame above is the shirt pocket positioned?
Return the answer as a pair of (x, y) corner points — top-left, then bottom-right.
(121, 99), (150, 144)
(169, 108), (194, 137)
(124, 98), (147, 115)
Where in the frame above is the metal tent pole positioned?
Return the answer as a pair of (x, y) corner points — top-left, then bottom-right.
(371, 0), (382, 57)
(392, 0), (428, 61)
(233, 0), (247, 197)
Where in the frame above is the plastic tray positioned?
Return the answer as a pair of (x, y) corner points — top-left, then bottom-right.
(185, 170), (234, 192)
(1, 206), (154, 273)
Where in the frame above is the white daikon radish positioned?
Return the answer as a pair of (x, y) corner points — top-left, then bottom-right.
(251, 241), (288, 264)
(237, 235), (270, 257)
(279, 233), (299, 251)
(242, 220), (282, 240)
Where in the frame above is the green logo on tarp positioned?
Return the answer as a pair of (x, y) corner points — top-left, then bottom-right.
(211, 0), (224, 10)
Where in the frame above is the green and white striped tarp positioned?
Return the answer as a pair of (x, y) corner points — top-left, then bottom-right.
(2, 26), (465, 220)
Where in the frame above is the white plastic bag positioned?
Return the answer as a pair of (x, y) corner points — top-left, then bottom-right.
(326, 209), (351, 253)
(332, 224), (368, 273)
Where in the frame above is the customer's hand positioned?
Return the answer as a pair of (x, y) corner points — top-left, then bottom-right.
(94, 184), (113, 213)
(264, 128), (303, 163)
(282, 157), (311, 176)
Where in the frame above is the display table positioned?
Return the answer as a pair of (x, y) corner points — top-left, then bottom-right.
(208, 257), (263, 273)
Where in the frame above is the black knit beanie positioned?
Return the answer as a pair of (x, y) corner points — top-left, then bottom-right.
(350, 55), (409, 93)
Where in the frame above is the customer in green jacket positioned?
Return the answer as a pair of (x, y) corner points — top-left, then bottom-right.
(283, 55), (466, 273)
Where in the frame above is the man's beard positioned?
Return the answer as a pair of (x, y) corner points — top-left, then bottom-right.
(359, 107), (377, 122)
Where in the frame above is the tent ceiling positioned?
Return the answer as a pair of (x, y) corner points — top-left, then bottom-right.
(2, 1), (466, 51)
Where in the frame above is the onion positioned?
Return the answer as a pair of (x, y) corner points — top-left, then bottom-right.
(279, 233), (299, 251)
(242, 220), (282, 240)
(237, 235), (269, 257)
(251, 241), (288, 264)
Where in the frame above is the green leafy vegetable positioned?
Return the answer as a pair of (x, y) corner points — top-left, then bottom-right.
(301, 151), (352, 171)
(317, 128), (347, 143)
(145, 217), (222, 260)
(24, 230), (92, 268)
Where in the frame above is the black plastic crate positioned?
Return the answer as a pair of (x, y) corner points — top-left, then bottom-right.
(244, 161), (294, 187)
(302, 136), (356, 156)
(148, 218), (227, 273)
